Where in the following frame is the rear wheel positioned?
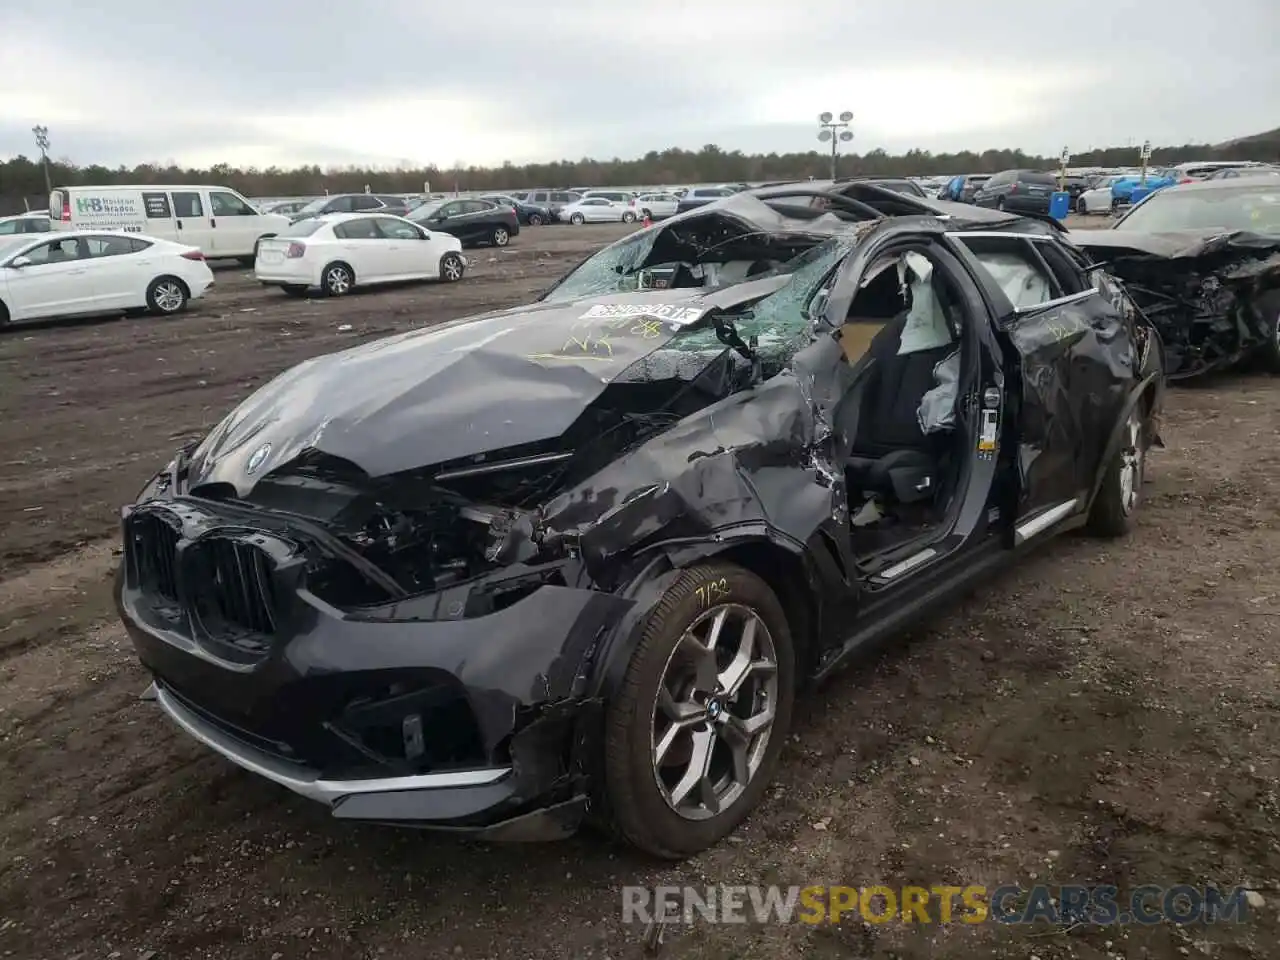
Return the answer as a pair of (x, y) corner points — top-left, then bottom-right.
(621, 211), (637, 223)
(602, 562), (794, 858)
(280, 284), (309, 297)
(569, 213), (585, 225)
(146, 276), (189, 315)
(1087, 405), (1147, 537)
(527, 213), (544, 226)
(995, 197), (1006, 211)
(0, 299), (9, 328)
(490, 225), (510, 247)
(439, 252), (465, 282)
(321, 262), (354, 297)
(1252, 290), (1280, 373)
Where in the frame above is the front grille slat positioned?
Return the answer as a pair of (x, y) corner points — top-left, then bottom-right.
(127, 512), (282, 661)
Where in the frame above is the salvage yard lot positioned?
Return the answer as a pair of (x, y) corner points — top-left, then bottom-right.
(1, 220), (1279, 960)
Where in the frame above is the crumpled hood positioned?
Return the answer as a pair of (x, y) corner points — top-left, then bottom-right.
(1070, 227), (1280, 259)
(187, 289), (725, 497)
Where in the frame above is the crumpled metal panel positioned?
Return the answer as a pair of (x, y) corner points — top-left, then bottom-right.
(1071, 228), (1280, 378)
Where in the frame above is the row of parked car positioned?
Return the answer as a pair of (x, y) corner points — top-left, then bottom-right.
(935, 160), (1280, 217)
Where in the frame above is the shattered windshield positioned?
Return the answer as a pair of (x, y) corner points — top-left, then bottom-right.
(661, 237), (854, 366)
(539, 230), (661, 302)
(1115, 185), (1280, 234)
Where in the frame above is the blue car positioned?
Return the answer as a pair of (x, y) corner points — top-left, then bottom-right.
(1111, 170), (1175, 205)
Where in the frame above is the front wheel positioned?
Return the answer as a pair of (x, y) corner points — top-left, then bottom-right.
(602, 562), (794, 859)
(527, 213), (544, 226)
(491, 225), (510, 247)
(621, 211), (637, 223)
(1087, 405), (1147, 537)
(439, 252), (465, 282)
(146, 276), (189, 315)
(569, 213), (585, 225)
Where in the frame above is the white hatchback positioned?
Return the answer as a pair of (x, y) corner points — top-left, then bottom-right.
(255, 213), (466, 297)
(0, 230), (213, 327)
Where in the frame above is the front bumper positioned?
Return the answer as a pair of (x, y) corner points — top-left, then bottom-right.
(116, 497), (635, 836)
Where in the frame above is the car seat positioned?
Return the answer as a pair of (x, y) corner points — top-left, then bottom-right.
(841, 316), (953, 504)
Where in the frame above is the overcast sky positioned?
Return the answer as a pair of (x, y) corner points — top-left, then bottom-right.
(3, 0), (1277, 170)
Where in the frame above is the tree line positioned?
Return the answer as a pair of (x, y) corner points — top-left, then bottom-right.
(3, 135), (1279, 214)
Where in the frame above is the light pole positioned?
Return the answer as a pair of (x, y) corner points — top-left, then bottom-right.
(31, 125), (51, 196)
(817, 111), (853, 180)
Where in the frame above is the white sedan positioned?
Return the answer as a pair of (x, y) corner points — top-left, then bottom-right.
(559, 197), (639, 225)
(255, 212), (466, 297)
(0, 230), (213, 327)
(1076, 176), (1125, 215)
(632, 193), (681, 220)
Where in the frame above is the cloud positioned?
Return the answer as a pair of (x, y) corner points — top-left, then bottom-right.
(1, 0), (1277, 168)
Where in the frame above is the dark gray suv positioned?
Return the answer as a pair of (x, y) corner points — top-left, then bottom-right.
(971, 170), (1057, 215)
(514, 189), (583, 222)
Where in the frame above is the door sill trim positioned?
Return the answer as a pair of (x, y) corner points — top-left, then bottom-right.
(1014, 498), (1078, 544)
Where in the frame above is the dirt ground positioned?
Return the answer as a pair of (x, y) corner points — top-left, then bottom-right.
(1, 219), (1278, 960)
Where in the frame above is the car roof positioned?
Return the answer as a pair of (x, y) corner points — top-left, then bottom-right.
(1158, 177), (1280, 195)
(308, 211), (414, 222)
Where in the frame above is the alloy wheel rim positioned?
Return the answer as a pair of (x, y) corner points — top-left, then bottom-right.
(1119, 412), (1143, 515)
(155, 283), (184, 312)
(327, 268), (350, 294)
(494, 229), (508, 245)
(443, 257), (462, 280)
(649, 603), (779, 821)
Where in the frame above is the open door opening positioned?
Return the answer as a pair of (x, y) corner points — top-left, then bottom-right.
(830, 246), (977, 571)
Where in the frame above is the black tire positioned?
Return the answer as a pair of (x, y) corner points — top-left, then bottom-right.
(0, 299), (10, 328)
(528, 213), (544, 226)
(621, 211), (637, 223)
(1257, 291), (1280, 373)
(995, 197), (1006, 211)
(280, 284), (309, 298)
(321, 262), (354, 297)
(641, 208), (653, 220)
(439, 252), (465, 282)
(1075, 195), (1087, 214)
(238, 256), (255, 267)
(490, 225), (510, 247)
(1087, 404), (1147, 538)
(146, 276), (189, 316)
(602, 562), (795, 859)
(569, 213), (585, 225)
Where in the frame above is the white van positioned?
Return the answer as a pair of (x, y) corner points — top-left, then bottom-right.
(48, 185), (291, 262)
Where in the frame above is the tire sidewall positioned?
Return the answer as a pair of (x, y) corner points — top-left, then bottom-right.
(492, 227), (509, 246)
(570, 214), (584, 225)
(148, 277), (187, 314)
(603, 563), (795, 857)
(528, 214), (543, 226)
(440, 253), (464, 282)
(323, 263), (353, 296)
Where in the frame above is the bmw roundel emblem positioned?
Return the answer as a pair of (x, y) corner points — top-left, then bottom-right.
(246, 442), (272, 475)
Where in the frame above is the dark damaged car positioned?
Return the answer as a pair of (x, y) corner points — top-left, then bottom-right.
(1072, 177), (1280, 379)
(116, 192), (1165, 859)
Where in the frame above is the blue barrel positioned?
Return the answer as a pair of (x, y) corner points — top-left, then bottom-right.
(1128, 186), (1152, 206)
(1048, 191), (1072, 220)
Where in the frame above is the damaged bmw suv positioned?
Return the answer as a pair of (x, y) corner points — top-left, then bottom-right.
(117, 191), (1164, 858)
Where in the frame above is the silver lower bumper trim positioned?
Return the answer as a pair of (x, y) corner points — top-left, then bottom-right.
(150, 682), (512, 804)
